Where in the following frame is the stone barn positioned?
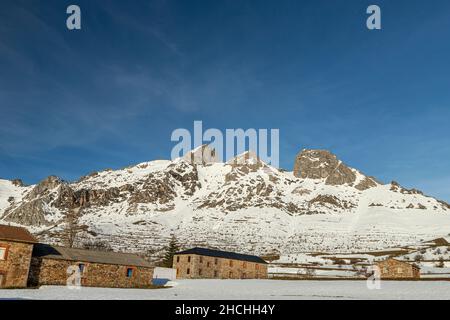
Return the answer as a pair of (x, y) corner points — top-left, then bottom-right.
(0, 225), (37, 288)
(375, 258), (420, 279)
(0, 224), (154, 289)
(28, 243), (154, 288)
(173, 247), (268, 279)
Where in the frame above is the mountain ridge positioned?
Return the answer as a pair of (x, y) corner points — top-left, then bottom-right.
(0, 148), (449, 257)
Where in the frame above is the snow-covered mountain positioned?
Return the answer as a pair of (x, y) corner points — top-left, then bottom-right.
(1, 147), (449, 257)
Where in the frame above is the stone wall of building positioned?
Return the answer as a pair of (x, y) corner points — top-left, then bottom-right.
(28, 257), (154, 288)
(376, 259), (420, 279)
(0, 240), (33, 288)
(173, 254), (267, 279)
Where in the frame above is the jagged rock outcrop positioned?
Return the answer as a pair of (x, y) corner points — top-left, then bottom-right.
(438, 200), (450, 210)
(11, 179), (25, 187)
(2, 199), (50, 226)
(355, 176), (379, 191)
(25, 176), (62, 200)
(309, 195), (355, 209)
(129, 173), (176, 205)
(225, 151), (268, 182)
(390, 181), (424, 195)
(183, 144), (219, 165)
(294, 150), (356, 184)
(293, 149), (378, 190)
(167, 161), (201, 196)
(2, 176), (64, 226)
(227, 150), (262, 166)
(54, 185), (124, 209)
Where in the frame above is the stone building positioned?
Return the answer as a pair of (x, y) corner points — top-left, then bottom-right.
(173, 247), (268, 279)
(28, 243), (154, 288)
(0, 225), (37, 288)
(0, 224), (154, 289)
(375, 258), (420, 279)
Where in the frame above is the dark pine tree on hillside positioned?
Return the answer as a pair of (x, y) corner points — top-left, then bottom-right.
(162, 235), (180, 268)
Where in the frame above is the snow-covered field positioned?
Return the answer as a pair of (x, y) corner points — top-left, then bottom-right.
(269, 267), (360, 278)
(1, 280), (450, 300)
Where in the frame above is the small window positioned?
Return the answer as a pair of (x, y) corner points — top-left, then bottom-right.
(214, 270), (218, 278)
(0, 247), (6, 261)
(126, 268), (133, 278)
(78, 263), (86, 274)
(187, 268), (190, 275)
(176, 256), (180, 263)
(229, 271), (233, 278)
(207, 262), (210, 267)
(188, 256), (191, 263)
(214, 258), (218, 265)
(200, 256), (203, 263)
(229, 260), (233, 267)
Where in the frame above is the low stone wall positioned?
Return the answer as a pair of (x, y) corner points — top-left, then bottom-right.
(28, 257), (153, 288)
(0, 240), (33, 288)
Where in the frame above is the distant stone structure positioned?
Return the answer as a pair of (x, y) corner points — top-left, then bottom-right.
(375, 258), (420, 279)
(173, 247), (268, 279)
(0, 224), (153, 288)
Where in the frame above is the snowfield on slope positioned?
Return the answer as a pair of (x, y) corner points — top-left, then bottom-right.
(1, 280), (450, 300)
(0, 179), (30, 213)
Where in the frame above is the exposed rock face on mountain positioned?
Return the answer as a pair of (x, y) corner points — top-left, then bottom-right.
(0, 148), (449, 257)
(11, 179), (24, 187)
(293, 149), (379, 190)
(2, 176), (64, 226)
(354, 176), (378, 191)
(294, 150), (346, 180)
(183, 145), (219, 165)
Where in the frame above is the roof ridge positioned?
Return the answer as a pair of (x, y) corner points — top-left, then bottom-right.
(0, 224), (37, 243)
(33, 243), (152, 268)
(175, 247), (267, 264)
(49, 244), (143, 257)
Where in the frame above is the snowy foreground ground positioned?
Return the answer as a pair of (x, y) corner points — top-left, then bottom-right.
(1, 280), (450, 300)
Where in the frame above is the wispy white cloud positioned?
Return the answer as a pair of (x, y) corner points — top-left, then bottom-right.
(99, 2), (183, 57)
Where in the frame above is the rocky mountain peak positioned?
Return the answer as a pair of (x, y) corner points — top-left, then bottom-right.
(183, 144), (219, 165)
(11, 179), (25, 187)
(226, 150), (262, 166)
(26, 175), (63, 200)
(38, 175), (62, 188)
(293, 149), (378, 190)
(293, 149), (351, 180)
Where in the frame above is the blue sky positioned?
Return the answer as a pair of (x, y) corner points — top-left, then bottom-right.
(0, 0), (449, 201)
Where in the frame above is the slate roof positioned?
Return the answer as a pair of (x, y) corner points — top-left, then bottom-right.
(175, 247), (267, 264)
(32, 243), (153, 268)
(0, 224), (37, 244)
